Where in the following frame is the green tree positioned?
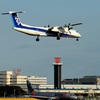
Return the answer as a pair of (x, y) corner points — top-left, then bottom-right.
(0, 85), (25, 97)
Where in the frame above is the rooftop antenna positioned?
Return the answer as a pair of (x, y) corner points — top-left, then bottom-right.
(13, 68), (22, 76)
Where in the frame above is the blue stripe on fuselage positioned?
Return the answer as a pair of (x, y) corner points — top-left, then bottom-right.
(61, 33), (74, 37)
(61, 34), (70, 37)
(15, 25), (48, 33)
(14, 24), (73, 37)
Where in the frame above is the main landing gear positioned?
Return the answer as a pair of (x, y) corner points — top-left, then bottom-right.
(57, 37), (60, 40)
(56, 33), (60, 40)
(36, 36), (39, 41)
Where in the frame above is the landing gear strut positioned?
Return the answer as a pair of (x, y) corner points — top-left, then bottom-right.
(76, 38), (79, 41)
(36, 36), (39, 41)
(56, 33), (60, 40)
(57, 37), (60, 40)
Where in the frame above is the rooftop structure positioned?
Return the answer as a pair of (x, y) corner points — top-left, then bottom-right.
(0, 70), (47, 90)
(62, 76), (100, 85)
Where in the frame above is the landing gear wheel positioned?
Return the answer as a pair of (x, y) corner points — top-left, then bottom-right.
(57, 37), (60, 40)
(57, 33), (60, 40)
(76, 38), (79, 41)
(36, 36), (39, 41)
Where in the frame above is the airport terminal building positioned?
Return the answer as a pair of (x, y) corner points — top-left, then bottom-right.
(61, 76), (100, 85)
(0, 70), (100, 93)
(0, 70), (47, 90)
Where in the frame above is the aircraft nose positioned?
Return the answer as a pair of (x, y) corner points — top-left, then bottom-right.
(78, 33), (81, 38)
(77, 32), (81, 38)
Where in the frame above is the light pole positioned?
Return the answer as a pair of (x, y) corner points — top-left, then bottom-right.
(4, 91), (6, 97)
(14, 89), (15, 96)
(96, 80), (98, 89)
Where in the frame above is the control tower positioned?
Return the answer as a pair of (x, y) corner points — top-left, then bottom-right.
(53, 57), (63, 89)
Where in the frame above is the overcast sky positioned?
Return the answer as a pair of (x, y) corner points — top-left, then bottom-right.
(0, 0), (100, 84)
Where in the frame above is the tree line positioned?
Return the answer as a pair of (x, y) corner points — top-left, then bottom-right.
(0, 85), (25, 97)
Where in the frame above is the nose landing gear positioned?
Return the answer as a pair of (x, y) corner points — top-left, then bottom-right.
(76, 38), (79, 41)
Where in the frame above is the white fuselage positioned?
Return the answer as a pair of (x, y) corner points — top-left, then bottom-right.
(3, 11), (81, 41)
(13, 25), (81, 39)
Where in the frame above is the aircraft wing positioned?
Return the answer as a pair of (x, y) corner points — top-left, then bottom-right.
(48, 26), (65, 33)
(47, 26), (66, 38)
(57, 27), (66, 33)
(30, 95), (57, 100)
(32, 95), (77, 100)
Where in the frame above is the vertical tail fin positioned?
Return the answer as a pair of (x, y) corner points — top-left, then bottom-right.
(2, 11), (24, 27)
(26, 80), (35, 95)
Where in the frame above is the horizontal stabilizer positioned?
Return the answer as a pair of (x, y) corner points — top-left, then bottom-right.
(1, 11), (25, 15)
(1, 11), (25, 27)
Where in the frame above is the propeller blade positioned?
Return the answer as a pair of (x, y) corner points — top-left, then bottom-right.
(48, 25), (50, 27)
(64, 24), (67, 27)
(71, 23), (82, 26)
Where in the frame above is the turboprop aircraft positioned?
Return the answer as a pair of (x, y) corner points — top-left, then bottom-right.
(2, 11), (82, 41)
(26, 80), (77, 100)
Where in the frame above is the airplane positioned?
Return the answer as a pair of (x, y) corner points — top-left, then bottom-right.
(2, 11), (82, 42)
(26, 80), (77, 100)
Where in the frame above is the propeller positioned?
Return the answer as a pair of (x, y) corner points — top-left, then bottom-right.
(44, 25), (50, 28)
(48, 25), (50, 27)
(64, 23), (82, 34)
(64, 23), (82, 30)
